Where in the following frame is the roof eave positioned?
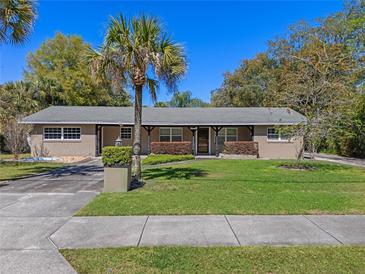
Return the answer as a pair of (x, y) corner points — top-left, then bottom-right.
(20, 121), (306, 126)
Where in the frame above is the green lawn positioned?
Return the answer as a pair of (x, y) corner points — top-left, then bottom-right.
(77, 159), (365, 216)
(0, 153), (31, 160)
(142, 154), (194, 165)
(61, 246), (365, 274)
(0, 161), (64, 181)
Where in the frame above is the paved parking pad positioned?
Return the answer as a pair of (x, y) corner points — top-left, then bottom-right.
(306, 215), (365, 244)
(0, 178), (103, 193)
(0, 250), (76, 274)
(226, 215), (340, 245)
(0, 160), (102, 273)
(0, 193), (26, 209)
(0, 159), (103, 193)
(140, 216), (239, 246)
(51, 216), (147, 248)
(0, 192), (96, 217)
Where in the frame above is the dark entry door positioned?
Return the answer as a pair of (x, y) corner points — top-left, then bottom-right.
(198, 128), (209, 154)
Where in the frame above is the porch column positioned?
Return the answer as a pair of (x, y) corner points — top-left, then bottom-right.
(95, 125), (98, 156)
(143, 126), (155, 154)
(247, 126), (254, 141)
(211, 126), (223, 157)
(96, 125), (103, 156)
(189, 127), (198, 155)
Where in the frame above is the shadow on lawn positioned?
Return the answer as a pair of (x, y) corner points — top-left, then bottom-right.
(143, 167), (208, 180)
(0, 161), (100, 181)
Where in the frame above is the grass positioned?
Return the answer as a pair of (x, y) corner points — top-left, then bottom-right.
(61, 246), (365, 274)
(0, 161), (64, 181)
(0, 153), (31, 160)
(142, 154), (194, 165)
(77, 159), (365, 216)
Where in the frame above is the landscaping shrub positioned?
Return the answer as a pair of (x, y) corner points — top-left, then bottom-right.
(279, 162), (316, 170)
(151, 142), (192, 154)
(142, 154), (194, 165)
(102, 146), (132, 167)
(223, 141), (259, 156)
(278, 160), (349, 171)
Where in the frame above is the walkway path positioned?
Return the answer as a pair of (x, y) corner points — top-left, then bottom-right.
(313, 153), (365, 168)
(50, 215), (365, 248)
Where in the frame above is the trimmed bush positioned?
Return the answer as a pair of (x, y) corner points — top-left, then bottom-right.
(102, 146), (132, 167)
(151, 142), (192, 155)
(223, 141), (259, 156)
(142, 154), (194, 165)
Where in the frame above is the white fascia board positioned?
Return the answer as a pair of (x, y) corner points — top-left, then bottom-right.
(20, 121), (306, 126)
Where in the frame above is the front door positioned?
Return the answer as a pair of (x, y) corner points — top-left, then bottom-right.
(197, 128), (209, 154)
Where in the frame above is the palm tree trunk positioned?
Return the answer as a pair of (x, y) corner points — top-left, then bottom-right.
(133, 84), (143, 180)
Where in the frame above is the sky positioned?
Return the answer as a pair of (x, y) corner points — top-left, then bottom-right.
(1, 0), (344, 105)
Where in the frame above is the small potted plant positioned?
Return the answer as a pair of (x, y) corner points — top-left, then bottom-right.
(102, 146), (132, 192)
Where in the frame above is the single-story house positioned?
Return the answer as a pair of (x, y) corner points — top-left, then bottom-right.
(21, 106), (306, 159)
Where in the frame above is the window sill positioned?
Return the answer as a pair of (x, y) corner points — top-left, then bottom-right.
(267, 140), (291, 143)
(43, 139), (82, 142)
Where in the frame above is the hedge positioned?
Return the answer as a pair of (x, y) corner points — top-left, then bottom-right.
(102, 146), (132, 167)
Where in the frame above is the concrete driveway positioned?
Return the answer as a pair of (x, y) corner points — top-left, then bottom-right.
(0, 159), (103, 193)
(312, 153), (365, 168)
(0, 159), (102, 274)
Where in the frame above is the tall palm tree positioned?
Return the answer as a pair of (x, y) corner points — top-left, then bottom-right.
(87, 15), (186, 180)
(0, 0), (36, 44)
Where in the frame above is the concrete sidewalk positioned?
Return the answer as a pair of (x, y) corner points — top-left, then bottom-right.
(50, 215), (365, 248)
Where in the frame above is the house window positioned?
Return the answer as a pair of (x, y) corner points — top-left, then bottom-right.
(120, 127), (132, 139)
(63, 128), (81, 140)
(159, 127), (182, 142)
(43, 127), (81, 140)
(267, 128), (288, 141)
(217, 128), (238, 144)
(44, 128), (62, 140)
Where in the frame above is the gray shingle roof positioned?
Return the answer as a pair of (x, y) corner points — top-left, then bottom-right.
(21, 106), (306, 126)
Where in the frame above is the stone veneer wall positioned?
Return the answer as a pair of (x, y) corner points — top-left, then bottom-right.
(151, 141), (192, 155)
(223, 141), (259, 157)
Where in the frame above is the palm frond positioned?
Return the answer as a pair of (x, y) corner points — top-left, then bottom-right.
(146, 78), (159, 102)
(157, 37), (187, 91)
(0, 0), (36, 44)
(86, 14), (187, 102)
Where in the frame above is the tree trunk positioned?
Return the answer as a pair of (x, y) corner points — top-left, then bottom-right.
(133, 85), (143, 180)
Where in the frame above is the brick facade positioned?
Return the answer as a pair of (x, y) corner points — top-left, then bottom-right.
(223, 141), (259, 157)
(151, 141), (192, 155)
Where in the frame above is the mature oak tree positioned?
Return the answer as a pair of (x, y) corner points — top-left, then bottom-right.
(211, 53), (276, 107)
(211, 0), (365, 157)
(25, 33), (131, 107)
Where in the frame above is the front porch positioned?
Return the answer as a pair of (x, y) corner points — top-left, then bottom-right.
(95, 125), (258, 157)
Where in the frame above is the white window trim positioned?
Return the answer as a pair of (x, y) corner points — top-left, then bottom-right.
(218, 128), (238, 143)
(43, 126), (81, 141)
(267, 127), (289, 142)
(159, 127), (183, 142)
(120, 127), (132, 139)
